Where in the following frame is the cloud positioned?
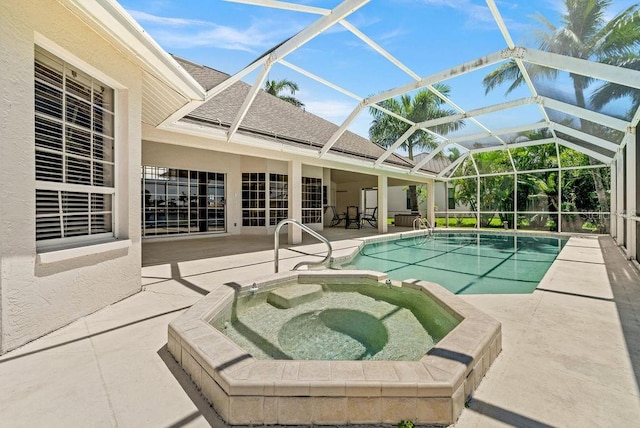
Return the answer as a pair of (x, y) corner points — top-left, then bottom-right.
(325, 12), (382, 35)
(304, 99), (358, 123)
(128, 10), (211, 26)
(539, 0), (565, 16)
(419, 0), (514, 30)
(602, 0), (640, 22)
(299, 97), (371, 138)
(377, 27), (407, 42)
(153, 27), (268, 52)
(127, 10), (303, 53)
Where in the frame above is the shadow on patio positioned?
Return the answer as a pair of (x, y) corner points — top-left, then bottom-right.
(142, 225), (412, 267)
(601, 237), (640, 391)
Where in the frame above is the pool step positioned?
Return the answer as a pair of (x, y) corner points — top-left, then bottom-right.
(333, 264), (357, 270)
(267, 283), (323, 309)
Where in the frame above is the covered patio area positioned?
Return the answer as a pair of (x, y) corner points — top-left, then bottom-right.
(1, 231), (638, 427)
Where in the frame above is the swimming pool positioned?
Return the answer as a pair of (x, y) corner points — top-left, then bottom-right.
(344, 232), (567, 294)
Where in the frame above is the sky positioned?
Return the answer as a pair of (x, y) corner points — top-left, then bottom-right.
(119, 0), (638, 142)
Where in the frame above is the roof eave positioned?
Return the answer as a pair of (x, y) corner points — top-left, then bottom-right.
(164, 120), (437, 180)
(61, 0), (206, 101)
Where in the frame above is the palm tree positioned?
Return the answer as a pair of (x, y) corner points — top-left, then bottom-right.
(369, 85), (462, 212)
(591, 56), (640, 117)
(264, 78), (304, 108)
(447, 146), (462, 162)
(482, 0), (640, 211)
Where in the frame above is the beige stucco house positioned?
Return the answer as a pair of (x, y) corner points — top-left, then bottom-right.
(3, 0), (637, 355)
(0, 0), (440, 353)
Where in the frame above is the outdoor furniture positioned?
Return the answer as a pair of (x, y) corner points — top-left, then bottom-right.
(327, 205), (346, 227)
(361, 207), (377, 227)
(394, 213), (420, 227)
(345, 205), (361, 229)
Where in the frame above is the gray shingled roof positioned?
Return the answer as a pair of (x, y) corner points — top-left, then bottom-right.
(413, 153), (452, 174)
(173, 56), (444, 174)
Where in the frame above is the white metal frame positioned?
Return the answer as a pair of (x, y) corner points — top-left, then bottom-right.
(149, 0), (639, 177)
(158, 0), (639, 254)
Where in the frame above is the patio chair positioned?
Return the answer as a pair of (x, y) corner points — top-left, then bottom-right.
(345, 205), (361, 229)
(327, 205), (346, 227)
(361, 207), (377, 227)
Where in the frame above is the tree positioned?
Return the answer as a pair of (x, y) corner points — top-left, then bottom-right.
(591, 56), (640, 118)
(451, 156), (477, 212)
(482, 0), (640, 212)
(468, 150), (515, 227)
(368, 85), (463, 212)
(446, 146), (462, 162)
(264, 78), (304, 108)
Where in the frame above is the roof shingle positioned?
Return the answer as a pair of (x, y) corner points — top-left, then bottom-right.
(172, 56), (443, 174)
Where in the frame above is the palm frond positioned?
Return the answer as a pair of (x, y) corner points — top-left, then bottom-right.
(263, 78), (304, 107)
(482, 60), (523, 95)
(278, 96), (304, 108)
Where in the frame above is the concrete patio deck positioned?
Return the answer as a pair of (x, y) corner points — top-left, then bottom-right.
(1, 229), (639, 427)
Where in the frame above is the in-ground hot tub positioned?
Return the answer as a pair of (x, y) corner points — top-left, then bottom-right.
(168, 271), (501, 425)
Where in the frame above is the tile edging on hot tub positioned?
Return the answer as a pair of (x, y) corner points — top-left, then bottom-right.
(169, 271), (500, 396)
(167, 270), (501, 425)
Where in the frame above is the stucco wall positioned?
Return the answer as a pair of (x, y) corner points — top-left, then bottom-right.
(0, 0), (142, 353)
(388, 186), (411, 216)
(142, 141), (328, 236)
(335, 182), (362, 214)
(435, 182), (446, 212)
(434, 181), (471, 214)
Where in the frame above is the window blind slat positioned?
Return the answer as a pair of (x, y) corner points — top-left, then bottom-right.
(35, 116), (63, 151)
(65, 157), (91, 185)
(64, 214), (90, 237)
(66, 77), (91, 102)
(93, 161), (113, 188)
(92, 83), (114, 113)
(93, 134), (114, 161)
(93, 108), (114, 138)
(35, 151), (63, 182)
(65, 125), (91, 157)
(36, 189), (60, 215)
(62, 192), (89, 213)
(36, 217), (62, 240)
(35, 61), (62, 88)
(66, 96), (92, 130)
(91, 214), (112, 233)
(35, 82), (63, 119)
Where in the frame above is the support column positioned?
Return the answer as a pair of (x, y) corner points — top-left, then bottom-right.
(322, 168), (332, 227)
(557, 169), (562, 233)
(514, 173), (518, 231)
(636, 127), (640, 262)
(617, 148), (626, 247)
(610, 156), (617, 240)
(426, 180), (435, 227)
(476, 176), (481, 229)
(288, 160), (302, 244)
(626, 133), (637, 259)
(377, 175), (388, 234)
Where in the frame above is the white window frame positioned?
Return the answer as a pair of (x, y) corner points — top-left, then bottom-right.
(141, 166), (227, 237)
(34, 37), (124, 252)
(301, 177), (322, 224)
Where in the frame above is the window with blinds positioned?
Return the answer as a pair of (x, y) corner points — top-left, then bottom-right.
(34, 47), (115, 246)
